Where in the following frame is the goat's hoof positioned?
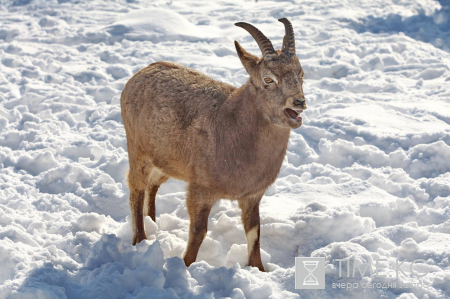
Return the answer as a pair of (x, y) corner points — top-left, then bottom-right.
(132, 233), (147, 246)
(183, 257), (194, 268)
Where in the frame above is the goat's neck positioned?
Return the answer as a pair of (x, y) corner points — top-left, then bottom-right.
(217, 82), (290, 154)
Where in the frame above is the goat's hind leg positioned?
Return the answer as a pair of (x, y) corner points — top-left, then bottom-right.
(128, 159), (152, 246)
(130, 190), (146, 245)
(144, 168), (169, 222)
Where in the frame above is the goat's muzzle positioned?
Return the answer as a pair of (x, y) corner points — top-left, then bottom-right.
(284, 108), (303, 121)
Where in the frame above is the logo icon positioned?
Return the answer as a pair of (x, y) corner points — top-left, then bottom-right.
(295, 257), (325, 289)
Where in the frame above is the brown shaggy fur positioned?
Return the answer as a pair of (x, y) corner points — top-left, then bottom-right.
(120, 20), (306, 271)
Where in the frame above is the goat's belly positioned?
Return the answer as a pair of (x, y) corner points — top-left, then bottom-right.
(211, 165), (280, 199)
(149, 151), (281, 199)
(147, 146), (193, 182)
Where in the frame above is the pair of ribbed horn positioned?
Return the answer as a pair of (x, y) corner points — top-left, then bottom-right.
(235, 18), (295, 58)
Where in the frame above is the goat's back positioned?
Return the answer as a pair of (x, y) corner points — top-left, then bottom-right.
(120, 61), (236, 181)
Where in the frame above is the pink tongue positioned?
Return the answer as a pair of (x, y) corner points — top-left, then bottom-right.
(296, 116), (302, 120)
(286, 109), (298, 118)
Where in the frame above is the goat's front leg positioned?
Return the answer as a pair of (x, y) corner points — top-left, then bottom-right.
(239, 195), (265, 271)
(183, 184), (214, 267)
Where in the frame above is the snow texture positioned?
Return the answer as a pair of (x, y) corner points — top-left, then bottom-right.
(1, 0), (450, 298)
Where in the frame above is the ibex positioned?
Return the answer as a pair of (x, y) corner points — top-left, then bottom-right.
(120, 18), (306, 271)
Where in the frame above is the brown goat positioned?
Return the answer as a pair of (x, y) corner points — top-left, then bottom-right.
(120, 18), (306, 271)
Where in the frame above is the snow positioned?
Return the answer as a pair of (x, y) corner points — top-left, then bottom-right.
(0, 0), (450, 298)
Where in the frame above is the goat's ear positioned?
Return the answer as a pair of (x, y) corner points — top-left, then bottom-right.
(235, 41), (259, 76)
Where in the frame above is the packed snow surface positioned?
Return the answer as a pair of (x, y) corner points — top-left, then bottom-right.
(1, 0), (450, 298)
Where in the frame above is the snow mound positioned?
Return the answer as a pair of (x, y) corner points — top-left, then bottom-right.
(106, 8), (222, 42)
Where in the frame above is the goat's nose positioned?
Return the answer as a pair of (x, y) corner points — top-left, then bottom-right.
(294, 99), (305, 106)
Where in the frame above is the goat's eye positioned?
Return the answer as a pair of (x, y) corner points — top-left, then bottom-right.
(264, 78), (274, 84)
(300, 75), (304, 80)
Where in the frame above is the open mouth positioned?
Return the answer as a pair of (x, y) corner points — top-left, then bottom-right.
(284, 108), (302, 121)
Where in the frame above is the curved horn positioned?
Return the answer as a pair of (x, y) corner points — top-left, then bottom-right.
(235, 22), (277, 58)
(278, 18), (295, 56)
